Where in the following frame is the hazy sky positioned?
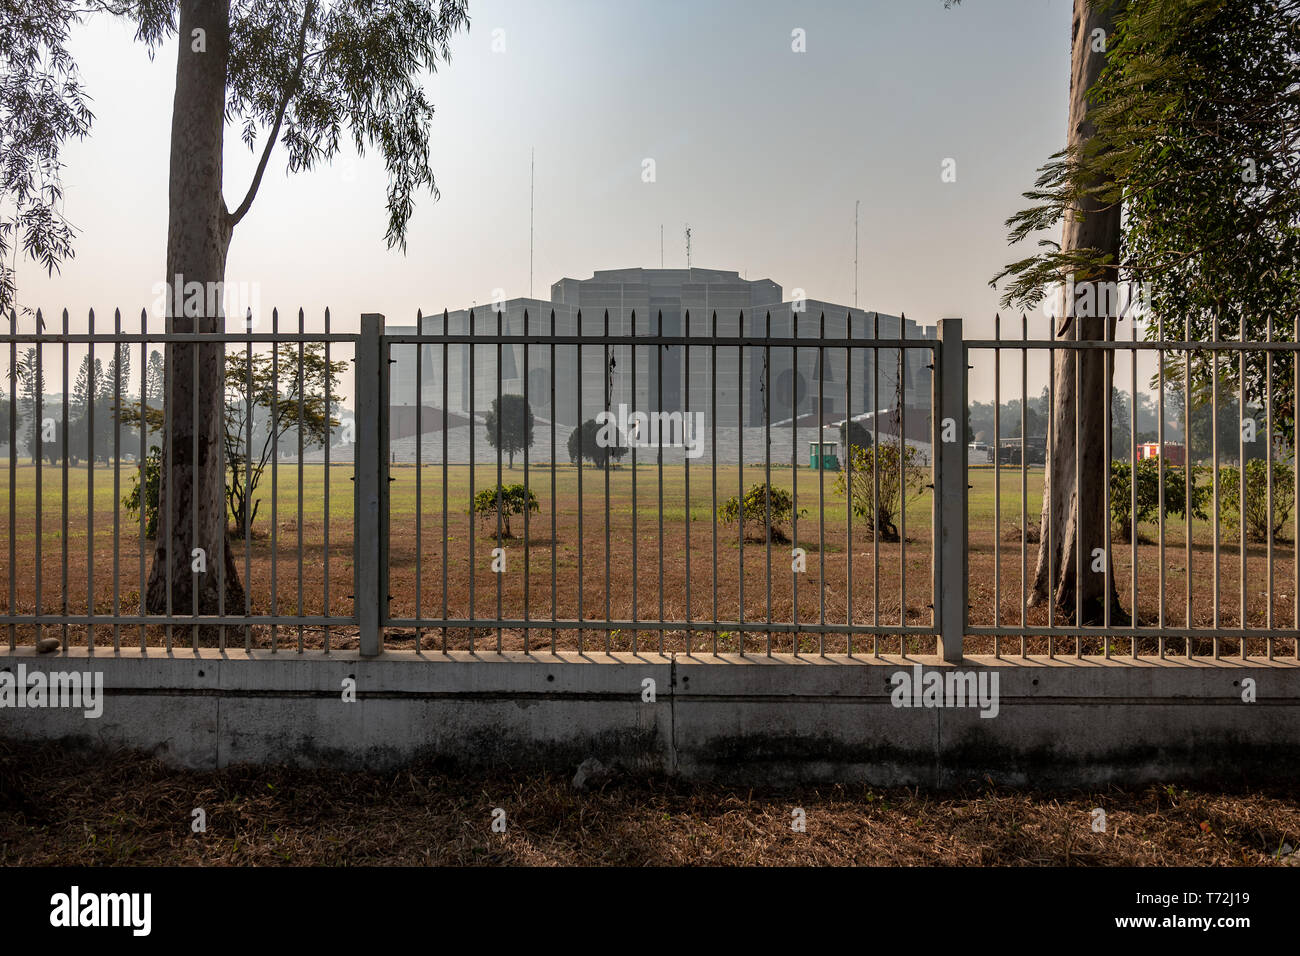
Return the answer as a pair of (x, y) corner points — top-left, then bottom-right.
(12, 0), (1076, 401)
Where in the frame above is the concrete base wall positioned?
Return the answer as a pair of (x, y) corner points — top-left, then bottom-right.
(3, 648), (1298, 787)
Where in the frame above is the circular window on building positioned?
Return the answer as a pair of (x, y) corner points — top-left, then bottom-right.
(774, 368), (807, 418)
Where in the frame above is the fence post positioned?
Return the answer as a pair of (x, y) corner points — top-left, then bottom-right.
(355, 313), (388, 657)
(936, 317), (967, 663)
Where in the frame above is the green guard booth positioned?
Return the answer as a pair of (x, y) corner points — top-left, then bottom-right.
(809, 440), (840, 471)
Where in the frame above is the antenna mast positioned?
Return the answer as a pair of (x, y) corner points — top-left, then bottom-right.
(660, 224), (664, 268)
(529, 147), (535, 298)
(684, 225), (692, 269)
(854, 199), (860, 308)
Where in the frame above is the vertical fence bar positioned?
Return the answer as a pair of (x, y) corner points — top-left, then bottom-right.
(442, 310), (450, 653)
(603, 310), (611, 653)
(817, 312), (826, 654)
(415, 316), (423, 652)
(792, 312), (799, 651)
(323, 307), (332, 653)
(1265, 314), (1274, 657)
(1211, 314), (1220, 657)
(656, 309), (664, 656)
(523, 309), (531, 654)
(1047, 310), (1056, 655)
(243, 310), (253, 651)
(899, 318), (907, 633)
(1181, 342), (1190, 659)
(297, 309), (306, 653)
(764, 310), (772, 656)
(112, 311), (122, 652)
(937, 318), (966, 663)
(1128, 316), (1136, 654)
(61, 309), (69, 651)
(738, 312), (744, 656)
(35, 310), (43, 652)
(140, 310), (148, 652)
(683, 310), (692, 655)
(993, 314), (1001, 651)
(354, 313), (387, 657)
(550, 310), (556, 655)
(633, 311), (640, 651)
(710, 311), (717, 655)
(845, 312), (853, 656)
(496, 308), (504, 653)
(576, 311), (584, 655)
(1157, 310), (1165, 651)
(1239, 312), (1247, 650)
(7, 309), (15, 652)
(872, 312), (880, 656)
(475, 310), (480, 655)
(1020, 313), (1027, 657)
(270, 309), (279, 652)
(87, 309), (95, 652)
(190, 309), (199, 652)
(216, 312), (226, 654)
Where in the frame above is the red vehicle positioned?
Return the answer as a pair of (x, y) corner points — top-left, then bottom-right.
(1137, 442), (1186, 465)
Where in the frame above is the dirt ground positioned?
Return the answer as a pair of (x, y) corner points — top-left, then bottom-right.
(1, 740), (1297, 866)
(3, 461), (1299, 657)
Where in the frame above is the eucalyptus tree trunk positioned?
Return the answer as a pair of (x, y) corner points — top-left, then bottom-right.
(1028, 0), (1124, 624)
(145, 0), (245, 617)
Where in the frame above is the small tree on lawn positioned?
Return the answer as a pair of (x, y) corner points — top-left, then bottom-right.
(471, 483), (540, 539)
(484, 393), (534, 468)
(567, 417), (628, 470)
(720, 482), (802, 544)
(835, 441), (927, 542)
(123, 342), (345, 536)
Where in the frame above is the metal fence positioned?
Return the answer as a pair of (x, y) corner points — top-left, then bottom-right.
(3, 307), (1299, 662)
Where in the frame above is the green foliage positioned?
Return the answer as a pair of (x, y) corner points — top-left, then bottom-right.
(1108, 457), (1207, 541)
(119, 343), (345, 535)
(471, 483), (540, 539)
(484, 393), (535, 468)
(1220, 458), (1295, 542)
(0, 1), (91, 313)
(994, 0), (1300, 438)
(123, 446), (162, 539)
(834, 441), (928, 542)
(567, 418), (628, 470)
(719, 482), (802, 544)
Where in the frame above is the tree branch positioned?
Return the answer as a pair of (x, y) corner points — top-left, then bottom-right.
(228, 0), (314, 229)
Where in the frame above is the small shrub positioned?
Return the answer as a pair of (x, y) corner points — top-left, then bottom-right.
(1109, 457), (1207, 541)
(1220, 459), (1294, 542)
(719, 482), (803, 543)
(471, 483), (540, 538)
(834, 441), (928, 542)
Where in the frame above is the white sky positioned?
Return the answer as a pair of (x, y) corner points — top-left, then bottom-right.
(11, 0), (1080, 403)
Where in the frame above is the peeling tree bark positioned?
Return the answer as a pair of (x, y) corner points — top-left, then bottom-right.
(145, 0), (245, 619)
(1028, 0), (1125, 625)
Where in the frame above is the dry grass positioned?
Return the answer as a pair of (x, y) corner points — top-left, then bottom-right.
(1, 740), (1298, 866)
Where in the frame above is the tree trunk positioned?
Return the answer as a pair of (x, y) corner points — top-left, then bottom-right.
(146, 0), (245, 620)
(1028, 0), (1125, 625)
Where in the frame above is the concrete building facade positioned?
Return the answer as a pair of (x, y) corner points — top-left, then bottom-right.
(390, 268), (934, 435)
